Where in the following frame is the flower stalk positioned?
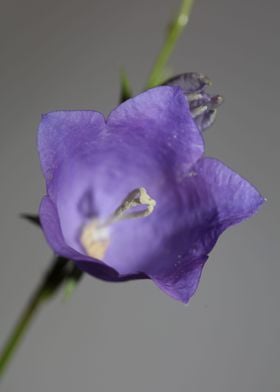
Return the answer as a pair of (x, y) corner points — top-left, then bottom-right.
(0, 257), (82, 378)
(0, 281), (45, 377)
(145, 0), (194, 89)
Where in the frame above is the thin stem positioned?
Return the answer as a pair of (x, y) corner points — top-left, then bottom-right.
(145, 0), (194, 89)
(0, 284), (46, 377)
(0, 257), (79, 378)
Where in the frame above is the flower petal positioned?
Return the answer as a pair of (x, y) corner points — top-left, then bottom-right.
(38, 110), (109, 252)
(39, 195), (96, 261)
(38, 110), (106, 184)
(144, 157), (264, 303)
(193, 157), (265, 230)
(107, 86), (204, 172)
(152, 256), (208, 303)
(39, 196), (132, 281)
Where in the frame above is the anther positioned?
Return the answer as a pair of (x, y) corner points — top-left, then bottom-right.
(186, 93), (204, 102)
(191, 105), (208, 118)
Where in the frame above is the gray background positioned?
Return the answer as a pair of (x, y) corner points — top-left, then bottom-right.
(0, 0), (279, 391)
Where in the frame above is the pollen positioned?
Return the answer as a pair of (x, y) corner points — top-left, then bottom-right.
(80, 219), (110, 260)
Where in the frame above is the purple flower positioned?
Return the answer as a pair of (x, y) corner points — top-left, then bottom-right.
(38, 86), (263, 303)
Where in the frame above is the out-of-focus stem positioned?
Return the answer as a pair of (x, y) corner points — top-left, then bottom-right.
(0, 282), (47, 378)
(0, 257), (81, 378)
(145, 0), (194, 89)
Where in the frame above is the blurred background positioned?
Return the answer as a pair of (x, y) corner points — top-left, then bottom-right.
(0, 0), (279, 391)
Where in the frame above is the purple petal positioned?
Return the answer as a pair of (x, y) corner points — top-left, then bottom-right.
(39, 195), (97, 262)
(38, 110), (118, 253)
(143, 158), (264, 303)
(38, 110), (106, 185)
(152, 256), (208, 303)
(107, 86), (204, 172)
(40, 196), (145, 282)
(193, 158), (264, 230)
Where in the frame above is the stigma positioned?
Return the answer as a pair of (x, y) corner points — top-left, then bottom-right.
(80, 187), (156, 260)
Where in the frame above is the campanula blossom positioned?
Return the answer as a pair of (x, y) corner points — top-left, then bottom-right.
(38, 83), (264, 303)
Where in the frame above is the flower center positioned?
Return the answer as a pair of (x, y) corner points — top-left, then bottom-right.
(80, 187), (156, 260)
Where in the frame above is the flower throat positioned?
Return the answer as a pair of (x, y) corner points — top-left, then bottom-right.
(80, 187), (156, 260)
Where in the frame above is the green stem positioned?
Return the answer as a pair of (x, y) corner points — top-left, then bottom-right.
(145, 0), (194, 89)
(0, 257), (79, 378)
(0, 284), (46, 378)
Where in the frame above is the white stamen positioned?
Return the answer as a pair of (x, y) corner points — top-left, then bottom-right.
(80, 187), (156, 258)
(186, 93), (203, 102)
(191, 105), (208, 118)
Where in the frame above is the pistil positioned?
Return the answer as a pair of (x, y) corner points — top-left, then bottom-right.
(80, 187), (156, 259)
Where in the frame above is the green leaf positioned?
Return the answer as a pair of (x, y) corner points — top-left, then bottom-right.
(120, 68), (133, 102)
